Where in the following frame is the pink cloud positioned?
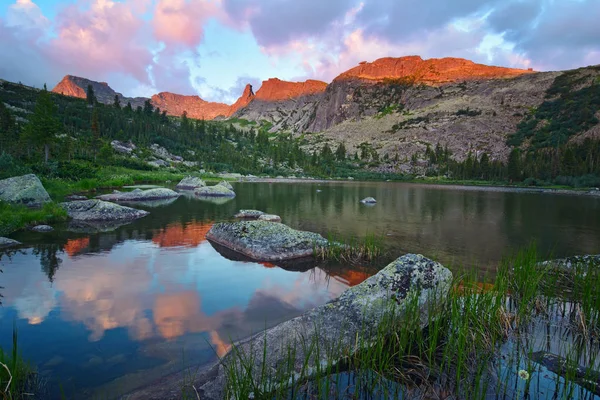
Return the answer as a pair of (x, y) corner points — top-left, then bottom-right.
(153, 0), (223, 46)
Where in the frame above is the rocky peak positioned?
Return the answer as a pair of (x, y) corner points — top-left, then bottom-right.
(254, 78), (327, 101)
(151, 92), (231, 120)
(229, 84), (255, 114)
(52, 75), (147, 108)
(334, 56), (535, 84)
(52, 75), (87, 99)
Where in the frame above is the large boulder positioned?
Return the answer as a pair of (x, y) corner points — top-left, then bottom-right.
(31, 225), (54, 232)
(234, 209), (265, 219)
(0, 174), (51, 206)
(110, 140), (136, 154)
(195, 184), (236, 197)
(206, 220), (328, 261)
(0, 237), (21, 248)
(176, 176), (206, 190)
(190, 254), (453, 400)
(217, 180), (234, 191)
(96, 188), (180, 202)
(60, 199), (149, 221)
(258, 214), (282, 223)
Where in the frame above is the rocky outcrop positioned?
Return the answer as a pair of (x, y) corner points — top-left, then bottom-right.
(217, 181), (234, 191)
(111, 140), (136, 154)
(151, 92), (230, 120)
(254, 78), (327, 101)
(229, 84), (255, 114)
(176, 176), (206, 190)
(96, 188), (180, 202)
(0, 237), (20, 248)
(0, 174), (51, 207)
(61, 199), (149, 221)
(195, 184), (236, 197)
(52, 75), (147, 108)
(186, 254), (453, 400)
(206, 220), (328, 261)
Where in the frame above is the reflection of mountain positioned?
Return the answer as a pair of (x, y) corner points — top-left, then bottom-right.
(331, 269), (372, 287)
(152, 222), (213, 248)
(64, 238), (90, 257)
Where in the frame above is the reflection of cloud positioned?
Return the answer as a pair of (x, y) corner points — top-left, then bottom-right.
(13, 279), (57, 324)
(152, 222), (213, 248)
(64, 237), (90, 257)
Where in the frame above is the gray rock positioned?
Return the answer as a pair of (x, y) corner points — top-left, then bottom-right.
(176, 176), (206, 190)
(360, 197), (377, 204)
(0, 237), (21, 248)
(258, 214), (282, 223)
(60, 200), (149, 221)
(217, 180), (234, 191)
(110, 140), (136, 154)
(96, 188), (180, 202)
(31, 225), (54, 232)
(147, 159), (169, 168)
(206, 220), (328, 261)
(191, 254), (452, 400)
(234, 209), (265, 219)
(0, 174), (51, 206)
(65, 194), (88, 201)
(195, 185), (236, 197)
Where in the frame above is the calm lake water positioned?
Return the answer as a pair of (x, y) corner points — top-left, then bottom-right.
(1, 181), (599, 398)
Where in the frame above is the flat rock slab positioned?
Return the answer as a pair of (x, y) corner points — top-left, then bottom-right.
(206, 220), (327, 261)
(176, 176), (206, 190)
(60, 200), (149, 221)
(0, 237), (21, 248)
(195, 185), (236, 197)
(0, 174), (51, 206)
(96, 188), (180, 202)
(234, 209), (265, 219)
(192, 254), (452, 400)
(31, 225), (54, 232)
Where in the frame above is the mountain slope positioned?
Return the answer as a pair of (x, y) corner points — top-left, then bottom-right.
(53, 75), (148, 109)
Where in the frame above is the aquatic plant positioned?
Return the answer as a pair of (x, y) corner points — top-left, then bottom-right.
(0, 326), (37, 400)
(314, 232), (385, 263)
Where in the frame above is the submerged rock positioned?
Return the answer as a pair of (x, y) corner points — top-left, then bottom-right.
(217, 180), (234, 191)
(61, 200), (149, 221)
(360, 197), (377, 204)
(234, 209), (265, 219)
(96, 188), (180, 202)
(206, 220), (327, 261)
(31, 225), (54, 232)
(0, 237), (21, 248)
(195, 184), (236, 197)
(65, 194), (88, 201)
(189, 254), (452, 400)
(176, 176), (206, 190)
(0, 174), (51, 206)
(258, 214), (282, 223)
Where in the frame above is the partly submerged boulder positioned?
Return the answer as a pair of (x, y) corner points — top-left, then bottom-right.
(0, 237), (21, 248)
(96, 188), (180, 202)
(190, 254), (453, 400)
(31, 225), (54, 232)
(0, 174), (51, 207)
(65, 194), (88, 201)
(206, 220), (327, 261)
(217, 180), (234, 191)
(360, 197), (377, 204)
(176, 176), (206, 190)
(234, 209), (265, 219)
(258, 214), (282, 223)
(195, 184), (236, 197)
(61, 199), (149, 221)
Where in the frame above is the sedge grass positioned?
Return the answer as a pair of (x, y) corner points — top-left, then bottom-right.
(314, 232), (386, 263)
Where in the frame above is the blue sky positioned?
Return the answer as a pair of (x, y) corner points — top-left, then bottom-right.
(1, 0), (599, 103)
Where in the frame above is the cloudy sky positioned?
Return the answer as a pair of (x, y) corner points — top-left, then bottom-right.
(1, 0), (599, 104)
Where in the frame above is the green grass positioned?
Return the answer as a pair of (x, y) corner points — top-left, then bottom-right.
(222, 245), (600, 399)
(0, 201), (68, 236)
(0, 326), (36, 400)
(314, 232), (386, 263)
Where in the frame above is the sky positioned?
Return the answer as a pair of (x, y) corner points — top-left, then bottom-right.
(1, 0), (599, 104)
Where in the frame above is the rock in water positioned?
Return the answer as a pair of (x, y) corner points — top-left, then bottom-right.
(258, 214), (282, 223)
(96, 188), (180, 202)
(360, 197), (377, 204)
(190, 254), (452, 400)
(234, 209), (265, 219)
(206, 220), (327, 261)
(31, 225), (54, 232)
(0, 174), (51, 206)
(0, 237), (21, 248)
(65, 194), (88, 201)
(217, 180), (234, 191)
(176, 176), (207, 190)
(61, 200), (149, 221)
(195, 185), (236, 197)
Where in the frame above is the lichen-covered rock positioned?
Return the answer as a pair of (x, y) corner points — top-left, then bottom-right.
(0, 237), (21, 248)
(96, 188), (180, 202)
(0, 174), (51, 206)
(195, 184), (236, 197)
(31, 225), (54, 232)
(258, 214), (282, 223)
(360, 197), (377, 204)
(176, 176), (206, 190)
(234, 209), (265, 219)
(61, 199), (149, 221)
(206, 220), (327, 261)
(217, 180), (234, 191)
(189, 254), (452, 400)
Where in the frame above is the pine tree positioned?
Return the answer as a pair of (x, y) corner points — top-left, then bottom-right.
(86, 84), (96, 105)
(113, 95), (121, 109)
(507, 148), (521, 182)
(335, 142), (346, 161)
(24, 88), (61, 163)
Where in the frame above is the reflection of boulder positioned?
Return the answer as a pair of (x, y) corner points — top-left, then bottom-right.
(208, 240), (317, 272)
(0, 237), (21, 248)
(122, 197), (179, 208)
(192, 254), (453, 400)
(96, 188), (180, 202)
(61, 200), (149, 221)
(66, 219), (134, 234)
(196, 196), (235, 205)
(0, 174), (51, 206)
(206, 221), (328, 261)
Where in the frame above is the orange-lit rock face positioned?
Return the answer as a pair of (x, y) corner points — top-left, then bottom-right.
(152, 222), (213, 248)
(52, 75), (86, 98)
(229, 83), (255, 114)
(64, 237), (91, 257)
(254, 78), (327, 101)
(335, 56), (535, 85)
(150, 92), (231, 120)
